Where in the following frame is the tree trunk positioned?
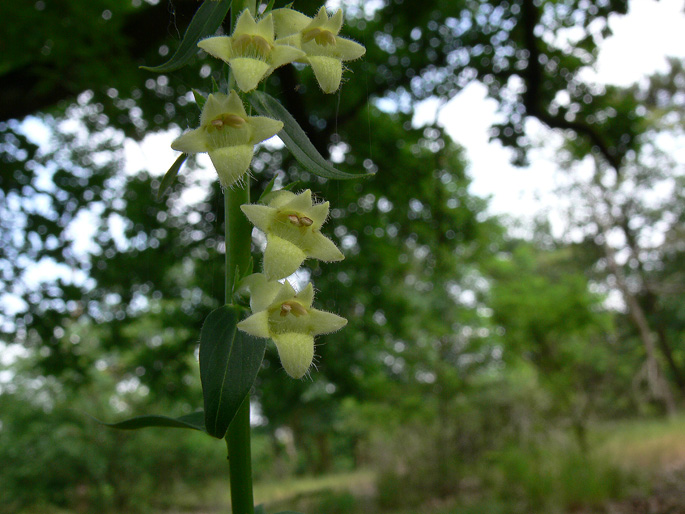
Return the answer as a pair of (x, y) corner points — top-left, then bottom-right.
(617, 215), (685, 394)
(656, 325), (685, 394)
(600, 237), (676, 415)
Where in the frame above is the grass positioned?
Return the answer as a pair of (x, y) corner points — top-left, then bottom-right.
(250, 416), (685, 514)
(150, 469), (376, 513)
(24, 415), (685, 514)
(253, 469), (376, 507)
(595, 413), (685, 473)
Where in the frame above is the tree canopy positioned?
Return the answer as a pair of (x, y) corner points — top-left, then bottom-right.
(1, 2), (684, 508)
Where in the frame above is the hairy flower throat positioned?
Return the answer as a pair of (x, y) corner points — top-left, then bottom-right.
(302, 27), (336, 46)
(231, 34), (273, 59)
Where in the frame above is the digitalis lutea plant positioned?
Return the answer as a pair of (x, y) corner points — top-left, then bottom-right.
(185, 6), (362, 379)
(108, 3), (368, 513)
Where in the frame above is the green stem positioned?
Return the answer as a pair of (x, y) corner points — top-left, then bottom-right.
(224, 3), (257, 513)
(225, 185), (252, 299)
(224, 177), (253, 514)
(226, 395), (254, 514)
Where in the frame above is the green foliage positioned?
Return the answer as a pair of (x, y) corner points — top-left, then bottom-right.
(100, 411), (205, 431)
(2, 0), (655, 412)
(199, 305), (266, 438)
(0, 378), (226, 514)
(489, 444), (635, 513)
(313, 492), (356, 514)
(485, 241), (625, 431)
(248, 91), (372, 180)
(1, 0), (683, 511)
(367, 366), (553, 509)
(141, 0), (233, 73)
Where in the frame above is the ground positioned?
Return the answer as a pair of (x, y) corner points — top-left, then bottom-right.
(150, 415), (685, 514)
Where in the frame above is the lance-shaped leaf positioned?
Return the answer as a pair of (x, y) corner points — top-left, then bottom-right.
(157, 153), (188, 200)
(200, 305), (266, 438)
(192, 89), (208, 111)
(248, 90), (373, 180)
(142, 0), (233, 73)
(98, 411), (206, 432)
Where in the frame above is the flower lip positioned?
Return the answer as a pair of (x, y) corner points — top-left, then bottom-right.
(232, 33), (273, 59)
(280, 300), (308, 317)
(210, 114), (246, 129)
(302, 27), (337, 46)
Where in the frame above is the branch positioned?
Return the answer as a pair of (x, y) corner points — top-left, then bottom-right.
(0, 0), (200, 122)
(520, 0), (622, 172)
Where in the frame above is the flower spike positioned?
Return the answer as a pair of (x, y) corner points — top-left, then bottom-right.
(171, 91), (283, 188)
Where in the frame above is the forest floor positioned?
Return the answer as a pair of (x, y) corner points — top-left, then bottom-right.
(157, 416), (685, 514)
(600, 466), (685, 514)
(587, 415), (685, 514)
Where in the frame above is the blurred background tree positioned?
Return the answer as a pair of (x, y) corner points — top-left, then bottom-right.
(1, 0), (683, 512)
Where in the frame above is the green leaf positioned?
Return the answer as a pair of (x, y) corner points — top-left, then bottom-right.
(192, 89), (208, 111)
(141, 0), (233, 73)
(258, 174), (278, 201)
(262, 0), (277, 15)
(200, 305), (266, 439)
(254, 505), (267, 514)
(157, 153), (188, 200)
(248, 91), (373, 180)
(281, 180), (303, 191)
(98, 412), (206, 432)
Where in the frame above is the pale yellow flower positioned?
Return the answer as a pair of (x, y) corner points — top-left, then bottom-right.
(198, 9), (305, 92)
(241, 190), (343, 279)
(237, 278), (347, 378)
(273, 7), (366, 93)
(171, 91), (282, 187)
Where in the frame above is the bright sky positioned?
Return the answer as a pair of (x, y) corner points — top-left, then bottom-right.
(418, 0), (685, 223)
(11, 0), (685, 300)
(123, 0), (685, 226)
